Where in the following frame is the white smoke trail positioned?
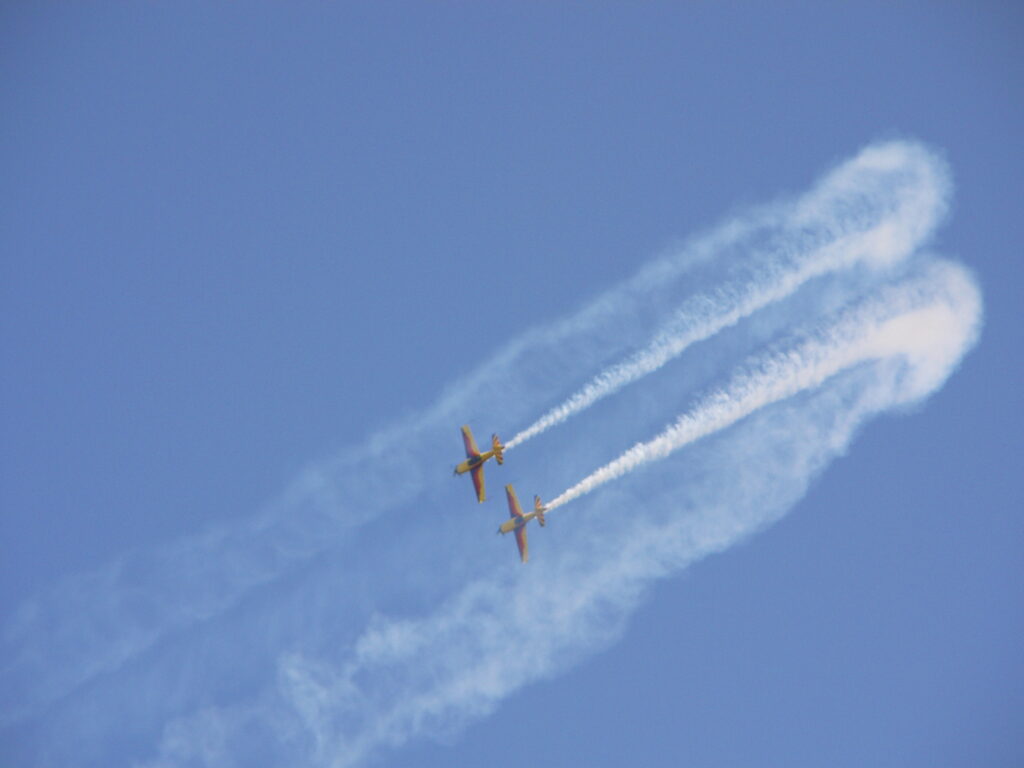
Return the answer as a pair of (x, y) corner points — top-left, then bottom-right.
(0, 141), (977, 768)
(505, 140), (949, 449)
(0, 141), (949, 733)
(547, 259), (978, 509)
(137, 259), (981, 768)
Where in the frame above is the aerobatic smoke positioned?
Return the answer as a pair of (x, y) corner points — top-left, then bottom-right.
(547, 259), (979, 510)
(144, 258), (980, 768)
(0, 141), (981, 768)
(505, 141), (949, 448)
(2, 141), (949, 734)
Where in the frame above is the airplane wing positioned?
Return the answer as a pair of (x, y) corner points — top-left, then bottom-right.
(471, 464), (486, 503)
(505, 484), (524, 518)
(461, 425), (481, 458)
(514, 526), (528, 562)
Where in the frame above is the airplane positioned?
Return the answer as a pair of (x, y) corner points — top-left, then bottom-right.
(498, 484), (546, 563)
(453, 425), (504, 503)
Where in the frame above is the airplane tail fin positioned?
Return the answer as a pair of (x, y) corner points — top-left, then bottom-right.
(492, 434), (505, 465)
(534, 495), (546, 527)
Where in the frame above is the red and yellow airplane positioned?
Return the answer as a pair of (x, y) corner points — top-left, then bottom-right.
(453, 425), (504, 503)
(498, 484), (546, 562)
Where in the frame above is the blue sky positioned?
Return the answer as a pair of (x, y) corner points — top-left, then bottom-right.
(2, 3), (1022, 766)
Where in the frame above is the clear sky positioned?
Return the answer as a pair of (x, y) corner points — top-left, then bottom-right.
(2, 3), (1022, 767)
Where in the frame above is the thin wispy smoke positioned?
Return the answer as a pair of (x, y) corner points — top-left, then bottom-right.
(140, 259), (980, 768)
(547, 260), (977, 510)
(506, 141), (949, 448)
(0, 141), (981, 768)
(0, 141), (945, 730)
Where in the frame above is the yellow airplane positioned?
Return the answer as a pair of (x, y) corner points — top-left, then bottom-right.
(498, 484), (546, 562)
(453, 425), (504, 503)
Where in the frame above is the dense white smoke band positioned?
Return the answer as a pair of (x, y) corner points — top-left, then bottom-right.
(0, 141), (948, 732)
(506, 141), (949, 448)
(0, 141), (979, 768)
(548, 260), (978, 509)
(138, 260), (980, 768)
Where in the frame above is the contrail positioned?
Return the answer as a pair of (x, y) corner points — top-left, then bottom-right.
(0, 141), (979, 768)
(505, 140), (949, 449)
(0, 141), (948, 733)
(134, 260), (981, 768)
(547, 259), (978, 510)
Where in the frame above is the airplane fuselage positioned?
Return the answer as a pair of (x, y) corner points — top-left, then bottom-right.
(454, 449), (497, 476)
(498, 510), (541, 535)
